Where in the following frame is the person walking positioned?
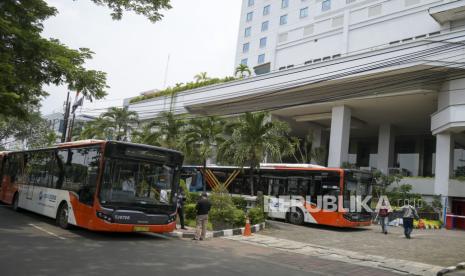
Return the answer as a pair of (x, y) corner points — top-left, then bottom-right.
(401, 203), (419, 239)
(176, 189), (186, 230)
(193, 192), (211, 241)
(378, 204), (391, 234)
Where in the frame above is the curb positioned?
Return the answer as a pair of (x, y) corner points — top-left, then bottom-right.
(437, 262), (465, 276)
(165, 222), (266, 239)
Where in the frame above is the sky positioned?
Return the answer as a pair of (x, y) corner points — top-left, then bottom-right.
(41, 0), (242, 117)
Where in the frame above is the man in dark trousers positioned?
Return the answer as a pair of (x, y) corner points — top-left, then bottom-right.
(176, 189), (186, 230)
(194, 192), (211, 240)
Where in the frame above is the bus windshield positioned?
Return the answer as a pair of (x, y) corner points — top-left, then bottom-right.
(343, 171), (372, 208)
(99, 158), (174, 207)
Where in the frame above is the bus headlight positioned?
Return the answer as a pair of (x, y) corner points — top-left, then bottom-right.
(97, 211), (114, 223)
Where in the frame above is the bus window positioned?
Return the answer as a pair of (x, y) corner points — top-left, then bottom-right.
(57, 147), (101, 205)
(7, 154), (23, 184)
(26, 151), (52, 187)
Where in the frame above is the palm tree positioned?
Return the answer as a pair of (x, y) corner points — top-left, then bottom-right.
(218, 112), (294, 195)
(147, 111), (186, 150)
(194, 72), (209, 83)
(131, 123), (162, 146)
(101, 107), (139, 141)
(291, 130), (327, 165)
(184, 116), (225, 167)
(234, 64), (252, 78)
(80, 117), (112, 140)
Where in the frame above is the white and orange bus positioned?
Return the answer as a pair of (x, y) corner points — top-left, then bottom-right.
(0, 140), (183, 233)
(182, 164), (373, 228)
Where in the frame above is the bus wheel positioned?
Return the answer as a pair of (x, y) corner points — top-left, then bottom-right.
(56, 202), (70, 229)
(288, 209), (304, 225)
(12, 193), (19, 212)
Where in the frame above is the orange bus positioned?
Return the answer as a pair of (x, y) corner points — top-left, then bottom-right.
(0, 140), (183, 232)
(182, 164), (373, 228)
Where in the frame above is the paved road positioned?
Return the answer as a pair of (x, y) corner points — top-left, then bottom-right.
(0, 204), (396, 276)
(262, 219), (465, 267)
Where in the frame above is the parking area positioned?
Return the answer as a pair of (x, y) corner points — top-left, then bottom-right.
(262, 219), (465, 267)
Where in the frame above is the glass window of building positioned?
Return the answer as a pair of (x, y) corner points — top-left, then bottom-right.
(258, 54), (265, 64)
(280, 14), (288, 25)
(246, 11), (253, 22)
(248, 0), (254, 7)
(322, 0), (331, 11)
(281, 0), (289, 9)
(261, 21), (269, 32)
(263, 4), (271, 15)
(300, 7), (309, 18)
(241, 58), (248, 65)
(243, 42), (250, 53)
(259, 37), (267, 48)
(245, 26), (252, 37)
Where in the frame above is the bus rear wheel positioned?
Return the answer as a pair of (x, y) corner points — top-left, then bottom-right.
(12, 193), (19, 211)
(288, 209), (304, 225)
(56, 202), (70, 229)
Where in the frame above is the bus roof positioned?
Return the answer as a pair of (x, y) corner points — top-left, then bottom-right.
(56, 139), (105, 148)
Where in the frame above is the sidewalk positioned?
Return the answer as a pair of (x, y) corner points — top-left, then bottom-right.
(225, 234), (443, 275)
(260, 220), (465, 267)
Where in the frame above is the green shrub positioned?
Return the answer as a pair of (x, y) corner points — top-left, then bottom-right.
(185, 219), (213, 231)
(232, 196), (247, 211)
(232, 208), (246, 227)
(186, 192), (200, 205)
(184, 203), (197, 220)
(248, 207), (265, 225)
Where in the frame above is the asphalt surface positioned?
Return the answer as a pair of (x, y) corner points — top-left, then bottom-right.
(0, 204), (397, 276)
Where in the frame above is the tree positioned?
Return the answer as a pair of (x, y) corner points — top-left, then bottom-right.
(218, 112), (294, 195)
(290, 130), (327, 165)
(0, 112), (57, 150)
(145, 112), (186, 150)
(234, 64), (252, 78)
(90, 0), (172, 22)
(101, 107), (139, 141)
(194, 72), (209, 83)
(184, 116), (225, 167)
(79, 117), (112, 140)
(0, 0), (171, 119)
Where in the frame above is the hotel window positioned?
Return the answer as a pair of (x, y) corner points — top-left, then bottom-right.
(263, 5), (271, 15)
(259, 37), (267, 48)
(282, 0), (289, 9)
(300, 7), (309, 18)
(258, 54), (265, 64)
(322, 0), (331, 11)
(280, 14), (288, 25)
(248, 0), (254, 7)
(241, 58), (248, 65)
(261, 21), (269, 32)
(243, 43), (250, 53)
(245, 27), (252, 37)
(246, 12), (253, 22)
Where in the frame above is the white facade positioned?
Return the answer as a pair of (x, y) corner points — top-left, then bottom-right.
(126, 0), (465, 210)
(235, 0), (448, 73)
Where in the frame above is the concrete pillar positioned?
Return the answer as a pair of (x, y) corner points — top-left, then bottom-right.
(311, 127), (323, 164)
(434, 133), (453, 196)
(377, 124), (395, 175)
(328, 106), (351, 167)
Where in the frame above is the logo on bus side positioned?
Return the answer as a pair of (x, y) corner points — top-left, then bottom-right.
(38, 191), (57, 203)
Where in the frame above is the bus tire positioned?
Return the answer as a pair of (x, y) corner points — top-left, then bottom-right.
(56, 202), (70, 229)
(12, 193), (20, 212)
(288, 208), (304, 225)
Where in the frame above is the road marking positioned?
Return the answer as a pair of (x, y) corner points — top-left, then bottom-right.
(28, 223), (67, 240)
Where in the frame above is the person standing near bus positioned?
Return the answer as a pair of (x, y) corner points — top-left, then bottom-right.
(378, 204), (391, 234)
(177, 189), (186, 230)
(401, 203), (419, 239)
(193, 192), (211, 241)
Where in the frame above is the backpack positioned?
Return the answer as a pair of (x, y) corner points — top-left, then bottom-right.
(379, 208), (388, 217)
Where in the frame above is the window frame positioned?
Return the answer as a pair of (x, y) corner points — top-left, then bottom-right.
(280, 14), (288, 25)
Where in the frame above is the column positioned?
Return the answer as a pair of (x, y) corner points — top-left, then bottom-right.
(434, 132), (453, 196)
(377, 124), (395, 175)
(328, 106), (351, 167)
